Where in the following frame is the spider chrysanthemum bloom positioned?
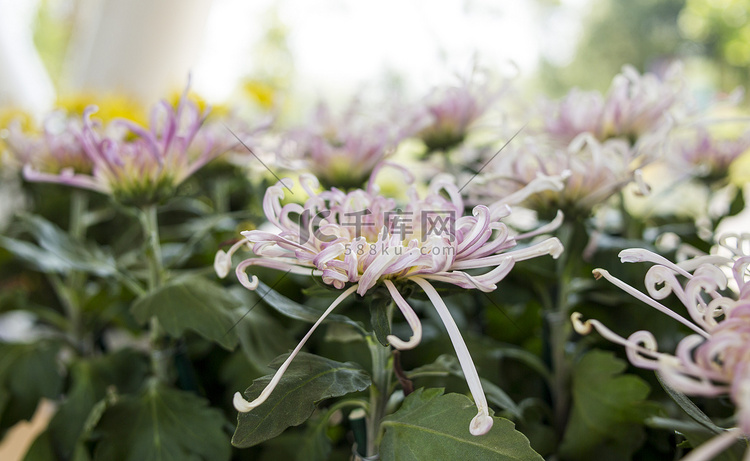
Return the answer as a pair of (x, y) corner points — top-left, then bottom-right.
(472, 133), (649, 219)
(542, 64), (684, 147)
(573, 237), (750, 459)
(22, 88), (216, 206)
(216, 172), (564, 436)
(669, 125), (750, 183)
(413, 75), (499, 153)
(5, 114), (91, 175)
(278, 101), (406, 190)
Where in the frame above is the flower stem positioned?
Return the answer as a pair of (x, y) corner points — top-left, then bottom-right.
(139, 204), (170, 383)
(51, 190), (90, 353)
(69, 190), (88, 240)
(140, 204), (164, 291)
(542, 220), (578, 440)
(365, 335), (392, 458)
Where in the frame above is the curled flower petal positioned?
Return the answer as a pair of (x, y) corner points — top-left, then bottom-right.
(214, 240), (249, 278)
(584, 246), (750, 455)
(592, 269), (708, 338)
(412, 276), (492, 435)
(384, 280), (422, 350)
(233, 284), (359, 413)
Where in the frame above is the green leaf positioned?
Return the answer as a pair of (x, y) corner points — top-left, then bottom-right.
(728, 185), (745, 217)
(296, 413), (334, 461)
(43, 351), (148, 459)
(23, 430), (57, 461)
(131, 276), (239, 349)
(380, 388), (542, 461)
(0, 213), (117, 277)
(369, 295), (392, 346)
(254, 280), (365, 333)
(560, 350), (658, 461)
(232, 352), (371, 448)
(92, 379), (230, 461)
(0, 341), (63, 431)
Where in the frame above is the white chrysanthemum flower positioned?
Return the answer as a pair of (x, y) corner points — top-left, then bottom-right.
(217, 173), (563, 436)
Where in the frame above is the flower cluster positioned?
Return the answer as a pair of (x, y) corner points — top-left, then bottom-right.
(471, 133), (648, 218)
(573, 236), (750, 459)
(467, 66), (682, 221)
(216, 171), (563, 436)
(21, 89), (217, 206)
(542, 64), (684, 146)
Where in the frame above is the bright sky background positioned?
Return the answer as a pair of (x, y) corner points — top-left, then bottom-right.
(0, 0), (592, 115)
(194, 0), (592, 102)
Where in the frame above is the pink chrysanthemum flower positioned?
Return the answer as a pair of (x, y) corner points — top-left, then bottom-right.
(412, 75), (499, 153)
(573, 237), (750, 460)
(5, 114), (91, 175)
(216, 170), (563, 436)
(472, 133), (649, 218)
(22, 89), (215, 206)
(670, 125), (750, 181)
(542, 64), (683, 146)
(278, 101), (406, 189)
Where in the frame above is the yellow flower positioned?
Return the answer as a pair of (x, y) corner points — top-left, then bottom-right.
(55, 92), (147, 125)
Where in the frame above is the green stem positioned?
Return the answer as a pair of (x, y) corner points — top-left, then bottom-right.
(544, 220), (577, 440)
(51, 191), (90, 353)
(213, 180), (230, 215)
(69, 190), (88, 241)
(48, 274), (81, 348)
(139, 204), (164, 290)
(549, 278), (572, 438)
(138, 204), (170, 383)
(365, 335), (392, 458)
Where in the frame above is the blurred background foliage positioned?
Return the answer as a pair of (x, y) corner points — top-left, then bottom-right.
(536, 0), (749, 95)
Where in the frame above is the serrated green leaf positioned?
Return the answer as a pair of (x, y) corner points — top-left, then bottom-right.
(92, 379), (230, 461)
(0, 341), (63, 431)
(254, 280), (364, 333)
(380, 388), (542, 461)
(131, 276), (239, 349)
(232, 352), (371, 448)
(560, 350), (658, 461)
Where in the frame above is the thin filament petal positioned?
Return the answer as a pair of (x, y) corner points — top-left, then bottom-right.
(411, 276), (492, 435)
(234, 284), (359, 413)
